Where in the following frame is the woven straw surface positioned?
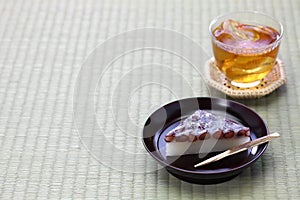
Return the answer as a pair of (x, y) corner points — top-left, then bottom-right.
(0, 0), (299, 199)
(206, 58), (287, 99)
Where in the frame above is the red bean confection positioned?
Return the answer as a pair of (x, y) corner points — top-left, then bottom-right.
(165, 110), (250, 156)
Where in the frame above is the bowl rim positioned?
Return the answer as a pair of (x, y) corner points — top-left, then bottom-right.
(142, 97), (269, 176)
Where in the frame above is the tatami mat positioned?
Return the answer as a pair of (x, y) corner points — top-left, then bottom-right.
(0, 0), (299, 199)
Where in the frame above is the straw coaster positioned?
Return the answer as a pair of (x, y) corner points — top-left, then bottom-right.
(205, 58), (286, 99)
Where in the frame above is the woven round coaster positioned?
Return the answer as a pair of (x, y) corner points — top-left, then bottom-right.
(205, 58), (286, 99)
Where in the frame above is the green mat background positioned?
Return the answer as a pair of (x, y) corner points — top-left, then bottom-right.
(0, 0), (299, 199)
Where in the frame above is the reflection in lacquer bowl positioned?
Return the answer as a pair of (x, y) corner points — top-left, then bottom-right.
(142, 97), (269, 184)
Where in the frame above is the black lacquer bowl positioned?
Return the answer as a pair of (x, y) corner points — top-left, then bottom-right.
(142, 97), (269, 184)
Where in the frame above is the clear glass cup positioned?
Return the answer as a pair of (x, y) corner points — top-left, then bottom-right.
(209, 11), (283, 88)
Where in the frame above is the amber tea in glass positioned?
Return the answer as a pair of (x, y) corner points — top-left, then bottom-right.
(209, 12), (283, 88)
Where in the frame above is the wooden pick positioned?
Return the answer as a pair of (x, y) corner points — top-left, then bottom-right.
(194, 132), (280, 168)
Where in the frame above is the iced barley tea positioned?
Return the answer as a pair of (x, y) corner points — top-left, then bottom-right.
(212, 19), (281, 86)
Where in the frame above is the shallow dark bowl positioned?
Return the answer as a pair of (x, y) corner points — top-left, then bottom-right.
(142, 97), (269, 184)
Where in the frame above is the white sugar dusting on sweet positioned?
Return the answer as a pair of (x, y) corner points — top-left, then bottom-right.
(170, 110), (247, 136)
